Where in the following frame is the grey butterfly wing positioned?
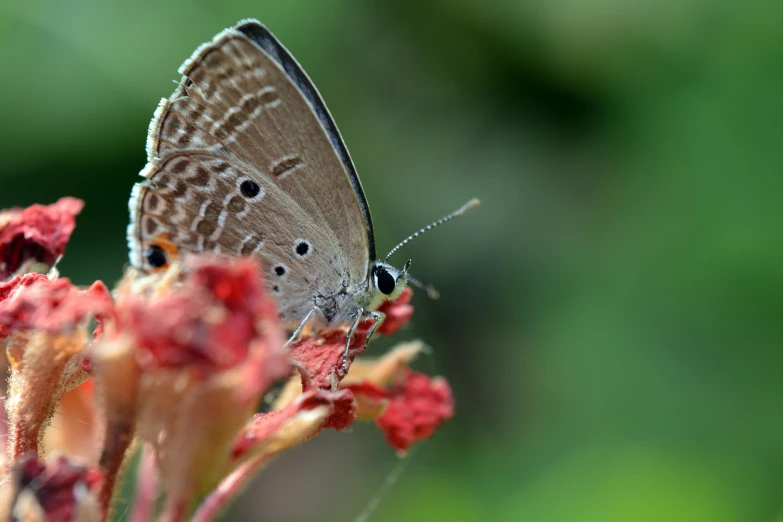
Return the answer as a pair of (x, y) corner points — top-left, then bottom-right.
(130, 153), (335, 323)
(128, 21), (373, 323)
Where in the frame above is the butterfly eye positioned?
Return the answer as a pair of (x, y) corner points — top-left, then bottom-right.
(146, 244), (167, 268)
(376, 268), (396, 295)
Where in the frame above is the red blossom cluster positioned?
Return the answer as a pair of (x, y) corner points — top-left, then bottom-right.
(0, 197), (83, 280)
(0, 198), (455, 522)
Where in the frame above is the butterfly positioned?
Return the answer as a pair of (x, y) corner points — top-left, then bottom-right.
(127, 19), (478, 369)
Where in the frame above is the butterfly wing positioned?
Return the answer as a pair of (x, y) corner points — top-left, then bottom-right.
(128, 20), (374, 323)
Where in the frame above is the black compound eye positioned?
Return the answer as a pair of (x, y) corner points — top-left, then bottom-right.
(145, 244), (167, 268)
(376, 268), (396, 295)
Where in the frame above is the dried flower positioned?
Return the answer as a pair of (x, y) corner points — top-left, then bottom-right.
(374, 369), (455, 454)
(0, 277), (114, 339)
(0, 276), (114, 463)
(342, 342), (455, 453)
(107, 256), (289, 519)
(0, 198), (84, 279)
(0, 273), (48, 338)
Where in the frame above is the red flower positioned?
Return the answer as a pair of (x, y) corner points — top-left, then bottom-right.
(108, 255), (291, 518)
(0, 276), (114, 338)
(0, 276), (112, 462)
(0, 197), (84, 279)
(122, 256), (280, 372)
(10, 453), (102, 522)
(0, 273), (48, 337)
(374, 369), (455, 453)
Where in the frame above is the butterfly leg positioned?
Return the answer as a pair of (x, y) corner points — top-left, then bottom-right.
(286, 306), (321, 346)
(362, 310), (384, 346)
(342, 308), (364, 372)
(342, 310), (384, 372)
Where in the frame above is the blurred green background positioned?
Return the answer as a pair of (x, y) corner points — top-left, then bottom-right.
(2, 0), (782, 521)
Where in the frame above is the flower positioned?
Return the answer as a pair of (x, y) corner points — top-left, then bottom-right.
(341, 341), (455, 453)
(0, 275), (115, 462)
(102, 256), (290, 519)
(374, 369), (455, 454)
(0, 276), (114, 340)
(0, 198), (84, 280)
(0, 273), (48, 338)
(122, 256), (273, 372)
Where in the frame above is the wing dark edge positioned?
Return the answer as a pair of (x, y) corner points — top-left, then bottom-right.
(235, 19), (377, 262)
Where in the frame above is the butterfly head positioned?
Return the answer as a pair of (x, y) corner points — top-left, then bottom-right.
(369, 259), (410, 304)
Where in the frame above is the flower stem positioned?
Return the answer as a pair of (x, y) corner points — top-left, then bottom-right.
(98, 421), (135, 521)
(191, 457), (266, 522)
(130, 444), (158, 522)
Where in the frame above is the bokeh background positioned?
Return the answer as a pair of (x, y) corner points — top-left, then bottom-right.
(2, 0), (782, 521)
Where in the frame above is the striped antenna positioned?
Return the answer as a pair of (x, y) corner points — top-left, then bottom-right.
(385, 199), (480, 262)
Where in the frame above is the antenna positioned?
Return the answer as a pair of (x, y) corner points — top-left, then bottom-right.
(385, 198), (480, 262)
(407, 275), (440, 300)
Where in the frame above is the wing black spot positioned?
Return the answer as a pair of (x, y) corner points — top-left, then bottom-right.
(146, 245), (167, 268)
(240, 180), (260, 198)
(296, 241), (309, 256)
(275, 266), (285, 276)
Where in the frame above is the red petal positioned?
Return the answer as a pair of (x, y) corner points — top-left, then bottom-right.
(0, 277), (114, 338)
(0, 197), (84, 279)
(375, 369), (455, 453)
(289, 330), (367, 389)
(0, 273), (48, 337)
(188, 255), (265, 312)
(124, 256), (281, 373)
(232, 388), (355, 459)
(300, 388), (356, 430)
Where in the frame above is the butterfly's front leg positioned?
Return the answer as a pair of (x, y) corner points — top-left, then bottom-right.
(342, 309), (384, 372)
